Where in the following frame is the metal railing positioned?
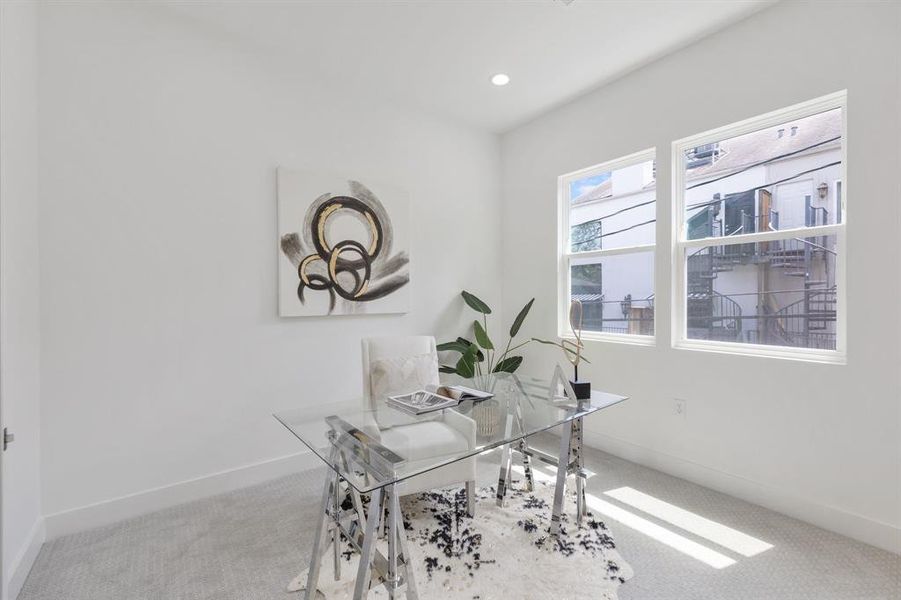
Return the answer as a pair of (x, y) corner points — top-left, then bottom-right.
(682, 199), (838, 350)
(770, 287), (837, 349)
(576, 295), (655, 336)
(687, 291), (742, 341)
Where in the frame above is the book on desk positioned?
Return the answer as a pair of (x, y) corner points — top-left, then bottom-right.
(387, 385), (493, 415)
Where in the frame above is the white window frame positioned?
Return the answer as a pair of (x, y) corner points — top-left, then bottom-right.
(671, 91), (847, 364)
(558, 148), (657, 346)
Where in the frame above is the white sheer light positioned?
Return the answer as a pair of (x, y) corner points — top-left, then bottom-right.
(514, 465), (737, 569)
(604, 487), (773, 557)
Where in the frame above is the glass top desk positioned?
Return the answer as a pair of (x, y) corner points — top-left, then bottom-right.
(274, 369), (628, 600)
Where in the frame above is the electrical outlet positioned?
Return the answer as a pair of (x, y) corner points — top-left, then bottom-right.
(674, 398), (687, 419)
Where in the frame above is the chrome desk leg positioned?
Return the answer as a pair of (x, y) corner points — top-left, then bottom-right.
(386, 484), (399, 600)
(550, 420), (574, 537)
(332, 473), (342, 581)
(353, 487), (383, 599)
(465, 480), (475, 517)
(496, 442), (513, 507)
(572, 417), (587, 523)
(496, 396), (516, 507)
(378, 497), (389, 540)
(519, 437), (534, 492)
(304, 473), (336, 600)
(388, 485), (419, 600)
(336, 451), (368, 533)
(348, 484), (367, 535)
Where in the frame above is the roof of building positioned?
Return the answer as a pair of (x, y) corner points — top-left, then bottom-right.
(570, 109), (842, 204)
(686, 109), (842, 181)
(572, 178), (613, 204)
(571, 176), (655, 205)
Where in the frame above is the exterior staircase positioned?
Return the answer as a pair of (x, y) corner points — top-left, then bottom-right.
(687, 247), (743, 341)
(686, 208), (837, 349)
(766, 236), (837, 349)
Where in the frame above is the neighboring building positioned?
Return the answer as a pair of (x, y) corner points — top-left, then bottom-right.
(569, 159), (655, 334)
(569, 109), (841, 349)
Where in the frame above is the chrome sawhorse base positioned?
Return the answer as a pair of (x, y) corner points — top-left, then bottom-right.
(301, 474), (419, 600)
(494, 415), (588, 537)
(549, 415), (587, 536)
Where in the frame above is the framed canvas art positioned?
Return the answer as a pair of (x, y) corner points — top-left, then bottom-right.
(277, 169), (410, 317)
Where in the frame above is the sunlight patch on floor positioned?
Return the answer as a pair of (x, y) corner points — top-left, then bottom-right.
(513, 464), (737, 569)
(604, 487), (773, 557)
(582, 494), (737, 569)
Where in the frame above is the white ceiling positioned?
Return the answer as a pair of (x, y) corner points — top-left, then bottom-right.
(165, 0), (774, 133)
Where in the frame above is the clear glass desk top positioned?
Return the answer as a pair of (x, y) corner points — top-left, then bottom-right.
(273, 371), (627, 493)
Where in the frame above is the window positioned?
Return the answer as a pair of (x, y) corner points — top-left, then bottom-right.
(672, 92), (846, 362)
(559, 149), (656, 342)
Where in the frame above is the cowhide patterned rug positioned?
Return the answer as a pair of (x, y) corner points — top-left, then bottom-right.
(289, 478), (633, 599)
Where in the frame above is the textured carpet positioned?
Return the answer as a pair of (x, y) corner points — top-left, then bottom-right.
(18, 438), (901, 600)
(290, 480), (632, 599)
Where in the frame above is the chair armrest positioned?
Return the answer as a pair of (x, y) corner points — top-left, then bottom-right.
(441, 410), (477, 449)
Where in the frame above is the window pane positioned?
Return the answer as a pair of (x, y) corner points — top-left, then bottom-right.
(571, 251), (654, 335)
(683, 108), (842, 240)
(685, 235), (837, 350)
(570, 159), (655, 252)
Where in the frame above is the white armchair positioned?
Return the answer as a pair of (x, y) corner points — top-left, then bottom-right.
(361, 336), (477, 515)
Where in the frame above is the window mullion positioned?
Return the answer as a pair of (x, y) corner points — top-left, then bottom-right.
(565, 243), (656, 261)
(678, 223), (843, 249)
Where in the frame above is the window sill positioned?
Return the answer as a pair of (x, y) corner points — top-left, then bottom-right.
(672, 339), (846, 365)
(563, 332), (656, 347)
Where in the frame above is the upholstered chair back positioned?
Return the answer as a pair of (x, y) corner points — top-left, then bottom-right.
(361, 336), (440, 413)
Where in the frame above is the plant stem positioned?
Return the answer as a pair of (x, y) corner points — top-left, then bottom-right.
(496, 337), (512, 371)
(483, 313), (492, 372)
(497, 338), (530, 366)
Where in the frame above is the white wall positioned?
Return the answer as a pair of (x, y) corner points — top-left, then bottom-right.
(501, 1), (901, 552)
(0, 0), (44, 596)
(37, 2), (502, 528)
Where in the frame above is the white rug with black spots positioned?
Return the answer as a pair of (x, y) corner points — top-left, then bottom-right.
(289, 478), (633, 599)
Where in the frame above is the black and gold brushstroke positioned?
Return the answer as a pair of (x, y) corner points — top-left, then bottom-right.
(281, 181), (409, 313)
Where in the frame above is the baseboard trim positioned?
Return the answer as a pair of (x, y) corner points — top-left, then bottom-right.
(582, 430), (901, 555)
(43, 451), (319, 541)
(6, 517), (46, 600)
(35, 434), (901, 556)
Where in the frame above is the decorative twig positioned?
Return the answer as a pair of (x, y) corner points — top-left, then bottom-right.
(531, 300), (589, 377)
(569, 300), (584, 379)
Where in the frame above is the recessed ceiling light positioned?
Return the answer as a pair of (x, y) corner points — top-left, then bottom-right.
(490, 73), (510, 87)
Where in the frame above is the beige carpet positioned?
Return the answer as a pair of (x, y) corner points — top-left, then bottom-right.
(18, 438), (901, 599)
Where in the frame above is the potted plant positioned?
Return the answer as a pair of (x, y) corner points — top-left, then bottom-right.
(437, 291), (535, 378)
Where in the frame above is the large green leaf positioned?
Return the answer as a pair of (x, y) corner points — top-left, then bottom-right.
(461, 290), (492, 314)
(493, 355), (523, 373)
(456, 351), (476, 378)
(473, 320), (494, 350)
(436, 340), (470, 354)
(456, 337), (484, 362)
(439, 365), (458, 374)
(509, 298), (535, 337)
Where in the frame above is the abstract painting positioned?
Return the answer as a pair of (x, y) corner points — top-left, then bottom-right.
(277, 169), (410, 316)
